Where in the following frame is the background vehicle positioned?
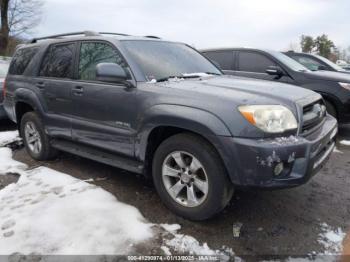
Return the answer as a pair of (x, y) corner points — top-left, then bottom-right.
(202, 48), (350, 123)
(284, 51), (350, 74)
(4, 32), (337, 220)
(0, 56), (11, 119)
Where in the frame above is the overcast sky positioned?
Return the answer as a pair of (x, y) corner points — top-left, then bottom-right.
(35, 0), (350, 50)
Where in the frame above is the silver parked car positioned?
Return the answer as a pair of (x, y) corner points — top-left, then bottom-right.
(0, 57), (11, 119)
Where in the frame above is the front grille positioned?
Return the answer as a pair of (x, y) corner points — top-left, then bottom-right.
(301, 99), (326, 134)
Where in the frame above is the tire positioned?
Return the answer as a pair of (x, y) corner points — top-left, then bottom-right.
(20, 112), (58, 161)
(152, 133), (234, 220)
(325, 100), (337, 119)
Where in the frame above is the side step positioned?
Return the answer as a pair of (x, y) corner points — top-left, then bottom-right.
(51, 139), (144, 174)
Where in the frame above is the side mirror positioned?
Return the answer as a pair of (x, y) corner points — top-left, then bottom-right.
(96, 63), (128, 83)
(317, 65), (327, 71)
(266, 66), (284, 76)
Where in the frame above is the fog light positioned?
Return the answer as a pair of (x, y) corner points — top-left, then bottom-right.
(274, 162), (284, 176)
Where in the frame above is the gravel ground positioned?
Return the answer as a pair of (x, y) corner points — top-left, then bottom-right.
(1, 119), (349, 259)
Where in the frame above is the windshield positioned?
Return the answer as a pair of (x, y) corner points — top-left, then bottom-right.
(0, 62), (9, 78)
(270, 51), (310, 72)
(314, 54), (345, 71)
(121, 40), (222, 81)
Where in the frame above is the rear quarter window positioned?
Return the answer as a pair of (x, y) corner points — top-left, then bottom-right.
(9, 47), (39, 75)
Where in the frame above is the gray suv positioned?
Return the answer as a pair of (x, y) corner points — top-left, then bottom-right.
(4, 32), (337, 220)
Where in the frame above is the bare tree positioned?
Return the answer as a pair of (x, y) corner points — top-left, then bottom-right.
(0, 0), (43, 55)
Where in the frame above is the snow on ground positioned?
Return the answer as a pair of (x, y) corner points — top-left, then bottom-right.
(0, 131), (235, 257)
(0, 151), (153, 254)
(318, 223), (346, 255)
(0, 130), (20, 147)
(333, 147), (343, 154)
(339, 140), (350, 146)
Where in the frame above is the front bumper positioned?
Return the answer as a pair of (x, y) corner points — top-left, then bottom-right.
(218, 115), (338, 189)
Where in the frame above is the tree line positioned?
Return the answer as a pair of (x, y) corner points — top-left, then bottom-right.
(0, 0), (42, 56)
(299, 34), (349, 63)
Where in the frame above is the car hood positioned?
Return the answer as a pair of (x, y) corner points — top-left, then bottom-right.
(158, 75), (318, 105)
(304, 70), (350, 82)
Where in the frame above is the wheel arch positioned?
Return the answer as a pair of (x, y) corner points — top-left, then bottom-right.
(135, 104), (237, 183)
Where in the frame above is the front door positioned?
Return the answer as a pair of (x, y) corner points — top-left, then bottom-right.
(229, 51), (293, 84)
(71, 41), (137, 157)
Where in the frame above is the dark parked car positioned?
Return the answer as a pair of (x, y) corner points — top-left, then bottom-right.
(284, 51), (350, 74)
(202, 48), (350, 123)
(0, 57), (11, 119)
(4, 32), (337, 220)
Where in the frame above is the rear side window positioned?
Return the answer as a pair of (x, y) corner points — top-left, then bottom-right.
(238, 51), (276, 73)
(203, 51), (233, 70)
(9, 47), (38, 75)
(39, 43), (75, 78)
(78, 42), (127, 81)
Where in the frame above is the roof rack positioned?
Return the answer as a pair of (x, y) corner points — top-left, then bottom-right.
(30, 31), (101, 43)
(99, 32), (130, 37)
(29, 31), (161, 43)
(144, 35), (161, 39)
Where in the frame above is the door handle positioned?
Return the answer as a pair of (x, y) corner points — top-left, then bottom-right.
(73, 86), (84, 96)
(36, 82), (45, 89)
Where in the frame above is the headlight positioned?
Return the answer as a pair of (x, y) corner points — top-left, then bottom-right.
(238, 105), (298, 133)
(339, 82), (350, 90)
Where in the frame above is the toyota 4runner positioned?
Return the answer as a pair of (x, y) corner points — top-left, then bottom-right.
(3, 31), (337, 220)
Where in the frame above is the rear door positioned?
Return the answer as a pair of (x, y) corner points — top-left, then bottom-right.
(36, 42), (77, 138)
(70, 41), (137, 157)
(202, 50), (234, 73)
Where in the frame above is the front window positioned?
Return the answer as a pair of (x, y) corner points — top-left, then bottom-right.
(121, 40), (221, 81)
(314, 54), (345, 71)
(289, 55), (324, 71)
(270, 51), (310, 72)
(0, 62), (9, 78)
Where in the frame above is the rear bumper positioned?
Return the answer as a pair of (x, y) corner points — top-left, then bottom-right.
(217, 115), (338, 189)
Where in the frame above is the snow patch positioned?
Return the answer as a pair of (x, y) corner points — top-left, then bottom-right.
(339, 140), (350, 146)
(318, 223), (345, 255)
(182, 72), (210, 77)
(0, 148), (27, 174)
(0, 131), (20, 147)
(161, 224), (238, 260)
(0, 147), (154, 254)
(333, 147), (343, 154)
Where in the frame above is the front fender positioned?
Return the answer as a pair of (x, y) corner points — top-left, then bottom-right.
(135, 104), (232, 159)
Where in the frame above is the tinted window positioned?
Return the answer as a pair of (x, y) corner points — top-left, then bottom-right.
(9, 47), (38, 75)
(238, 51), (276, 73)
(78, 42), (127, 81)
(203, 51), (233, 70)
(289, 55), (323, 71)
(122, 40), (221, 81)
(39, 43), (75, 78)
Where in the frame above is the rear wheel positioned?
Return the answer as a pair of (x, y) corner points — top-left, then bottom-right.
(152, 133), (234, 220)
(325, 100), (337, 119)
(20, 112), (58, 161)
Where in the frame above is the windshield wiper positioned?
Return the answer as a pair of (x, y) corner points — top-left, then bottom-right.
(156, 75), (201, 82)
(205, 72), (221, 75)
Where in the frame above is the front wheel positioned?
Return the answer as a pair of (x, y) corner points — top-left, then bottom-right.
(152, 133), (234, 220)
